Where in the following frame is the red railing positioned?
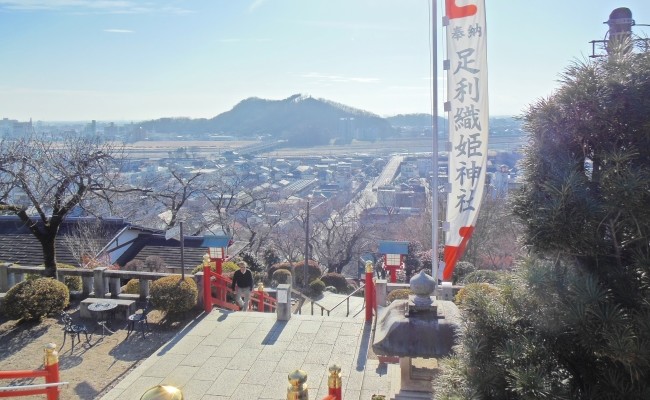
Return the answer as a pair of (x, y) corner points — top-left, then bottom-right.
(203, 266), (276, 313)
(0, 344), (65, 399)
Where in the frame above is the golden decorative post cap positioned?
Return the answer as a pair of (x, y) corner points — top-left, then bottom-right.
(202, 253), (210, 265)
(365, 260), (373, 273)
(140, 385), (184, 400)
(44, 343), (58, 366)
(328, 364), (342, 389)
(258, 282), (264, 291)
(287, 369), (308, 400)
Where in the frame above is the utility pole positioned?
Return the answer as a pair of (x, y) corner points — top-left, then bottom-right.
(180, 221), (185, 280)
(304, 199), (310, 287)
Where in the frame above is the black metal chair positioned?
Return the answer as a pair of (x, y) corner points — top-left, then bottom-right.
(127, 300), (151, 338)
(61, 312), (90, 351)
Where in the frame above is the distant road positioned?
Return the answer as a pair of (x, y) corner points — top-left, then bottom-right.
(120, 134), (526, 159)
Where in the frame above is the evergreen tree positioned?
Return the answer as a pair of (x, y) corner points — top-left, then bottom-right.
(436, 46), (650, 399)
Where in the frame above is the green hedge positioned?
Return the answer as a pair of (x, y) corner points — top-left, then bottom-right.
(150, 275), (197, 314)
(2, 278), (69, 321)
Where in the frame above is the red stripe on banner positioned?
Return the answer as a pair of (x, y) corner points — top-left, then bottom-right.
(443, 226), (475, 280)
(445, 0), (477, 20)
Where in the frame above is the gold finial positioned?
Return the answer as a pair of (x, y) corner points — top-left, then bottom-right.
(140, 385), (184, 400)
(287, 369), (308, 400)
(257, 282), (264, 291)
(328, 364), (342, 389)
(202, 253), (210, 266)
(365, 260), (373, 273)
(44, 343), (58, 366)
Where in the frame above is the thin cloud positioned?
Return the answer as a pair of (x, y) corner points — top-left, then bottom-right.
(301, 72), (379, 84)
(104, 28), (134, 33)
(248, 0), (267, 12)
(0, 1), (192, 14)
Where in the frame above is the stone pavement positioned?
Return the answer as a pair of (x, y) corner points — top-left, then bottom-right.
(306, 293), (366, 318)
(100, 309), (390, 400)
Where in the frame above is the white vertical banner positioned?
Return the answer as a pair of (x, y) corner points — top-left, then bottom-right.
(443, 0), (489, 281)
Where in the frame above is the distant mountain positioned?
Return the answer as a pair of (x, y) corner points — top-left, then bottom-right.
(387, 113), (439, 128)
(137, 94), (396, 147)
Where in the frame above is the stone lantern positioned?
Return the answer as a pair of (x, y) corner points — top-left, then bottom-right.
(372, 270), (461, 399)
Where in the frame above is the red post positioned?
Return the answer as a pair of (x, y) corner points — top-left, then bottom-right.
(44, 344), (60, 400)
(387, 266), (398, 283)
(327, 364), (342, 400)
(203, 261), (212, 313)
(257, 284), (264, 312)
(365, 261), (374, 322)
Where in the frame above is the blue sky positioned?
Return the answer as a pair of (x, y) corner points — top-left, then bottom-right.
(1, 0), (649, 122)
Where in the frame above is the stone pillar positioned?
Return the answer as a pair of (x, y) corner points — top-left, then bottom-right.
(139, 279), (150, 300)
(81, 275), (93, 297)
(110, 277), (121, 297)
(375, 279), (387, 308)
(276, 283), (291, 321)
(440, 281), (453, 301)
(195, 271), (205, 310)
(93, 267), (108, 298)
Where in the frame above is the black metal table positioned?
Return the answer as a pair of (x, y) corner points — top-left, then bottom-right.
(87, 301), (119, 337)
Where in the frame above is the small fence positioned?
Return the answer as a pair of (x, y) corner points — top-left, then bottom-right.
(0, 263), (176, 301)
(0, 344), (66, 400)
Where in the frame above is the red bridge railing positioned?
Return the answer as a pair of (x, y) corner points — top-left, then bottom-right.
(0, 343), (66, 399)
(203, 266), (277, 313)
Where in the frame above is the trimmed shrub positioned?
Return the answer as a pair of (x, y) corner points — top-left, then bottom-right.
(123, 279), (140, 295)
(386, 288), (412, 304)
(222, 261), (239, 273)
(272, 269), (292, 284)
(293, 261), (322, 286)
(454, 282), (500, 309)
(453, 261), (477, 284)
(2, 278), (69, 321)
(27, 263), (82, 293)
(309, 279), (326, 297)
(268, 260), (321, 286)
(150, 276), (198, 314)
(461, 270), (503, 285)
(320, 273), (348, 294)
(191, 260), (239, 275)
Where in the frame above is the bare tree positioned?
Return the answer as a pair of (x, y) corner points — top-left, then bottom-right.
(199, 168), (269, 239)
(0, 134), (126, 278)
(309, 197), (376, 273)
(62, 219), (115, 268)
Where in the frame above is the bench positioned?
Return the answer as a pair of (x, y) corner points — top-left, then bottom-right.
(79, 298), (136, 320)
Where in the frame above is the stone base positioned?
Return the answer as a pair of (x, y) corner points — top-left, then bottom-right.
(387, 357), (439, 400)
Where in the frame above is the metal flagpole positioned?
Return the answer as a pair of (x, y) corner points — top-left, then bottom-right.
(431, 0), (440, 289)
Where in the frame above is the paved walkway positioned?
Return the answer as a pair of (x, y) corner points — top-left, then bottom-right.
(100, 309), (390, 400)
(306, 293), (366, 318)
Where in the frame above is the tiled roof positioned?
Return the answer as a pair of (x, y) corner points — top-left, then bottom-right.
(0, 216), (130, 267)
